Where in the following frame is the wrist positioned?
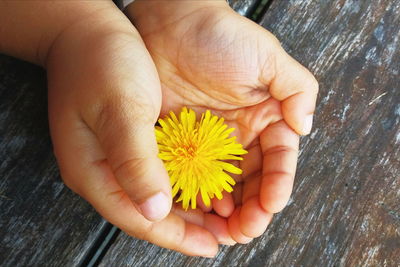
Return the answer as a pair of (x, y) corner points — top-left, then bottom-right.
(45, 5), (145, 68)
(0, 1), (119, 66)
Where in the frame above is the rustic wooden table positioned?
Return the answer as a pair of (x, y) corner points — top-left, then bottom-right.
(1, 0), (399, 266)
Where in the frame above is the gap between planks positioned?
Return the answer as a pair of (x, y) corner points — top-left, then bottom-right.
(79, 225), (120, 267)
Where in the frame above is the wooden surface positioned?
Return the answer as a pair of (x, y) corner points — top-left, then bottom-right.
(0, 56), (108, 266)
(0, 0), (399, 266)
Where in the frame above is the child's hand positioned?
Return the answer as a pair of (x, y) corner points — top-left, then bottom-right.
(40, 3), (218, 257)
(127, 0), (318, 243)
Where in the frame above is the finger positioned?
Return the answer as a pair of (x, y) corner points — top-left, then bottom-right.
(87, 165), (218, 257)
(239, 196), (273, 238)
(232, 182), (243, 206)
(212, 191), (235, 218)
(52, 121), (218, 257)
(268, 47), (319, 135)
(172, 205), (203, 225)
(204, 213), (236, 246)
(227, 207), (253, 244)
(239, 171), (273, 237)
(50, 25), (172, 222)
(240, 141), (262, 180)
(260, 120), (299, 213)
(73, 41), (173, 221)
(242, 171), (261, 204)
(87, 97), (172, 222)
(172, 205), (236, 245)
(196, 193), (212, 213)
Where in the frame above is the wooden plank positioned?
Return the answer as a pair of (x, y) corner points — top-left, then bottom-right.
(0, 55), (107, 266)
(98, 0), (400, 266)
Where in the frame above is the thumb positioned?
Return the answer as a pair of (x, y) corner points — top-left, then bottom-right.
(90, 99), (172, 222)
(268, 46), (319, 135)
(43, 2), (172, 221)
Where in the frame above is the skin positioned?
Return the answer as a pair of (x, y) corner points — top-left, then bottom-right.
(0, 0), (318, 257)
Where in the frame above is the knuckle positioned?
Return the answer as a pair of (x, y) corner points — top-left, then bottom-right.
(305, 72), (319, 95)
(105, 189), (129, 207)
(112, 157), (158, 204)
(113, 157), (148, 184)
(263, 145), (298, 156)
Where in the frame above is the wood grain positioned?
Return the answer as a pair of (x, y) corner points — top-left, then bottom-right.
(1, 0), (399, 266)
(98, 0), (400, 266)
(0, 56), (108, 266)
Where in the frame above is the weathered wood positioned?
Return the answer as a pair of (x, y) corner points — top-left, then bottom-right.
(98, 0), (400, 266)
(1, 0), (399, 266)
(0, 55), (107, 266)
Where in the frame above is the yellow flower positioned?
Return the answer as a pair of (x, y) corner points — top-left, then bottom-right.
(155, 107), (247, 210)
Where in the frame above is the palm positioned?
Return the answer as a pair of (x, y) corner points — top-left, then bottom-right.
(128, 3), (304, 243)
(139, 7), (281, 147)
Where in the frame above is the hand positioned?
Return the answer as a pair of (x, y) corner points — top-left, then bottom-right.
(46, 4), (219, 257)
(127, 0), (318, 243)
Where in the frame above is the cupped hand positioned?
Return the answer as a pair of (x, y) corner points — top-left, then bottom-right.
(127, 0), (318, 243)
(46, 4), (220, 257)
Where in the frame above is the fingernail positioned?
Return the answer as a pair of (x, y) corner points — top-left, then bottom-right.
(303, 114), (314, 135)
(139, 192), (170, 221)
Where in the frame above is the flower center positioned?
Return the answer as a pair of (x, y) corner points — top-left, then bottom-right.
(175, 143), (198, 159)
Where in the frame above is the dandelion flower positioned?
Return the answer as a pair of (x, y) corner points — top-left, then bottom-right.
(155, 107), (247, 210)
